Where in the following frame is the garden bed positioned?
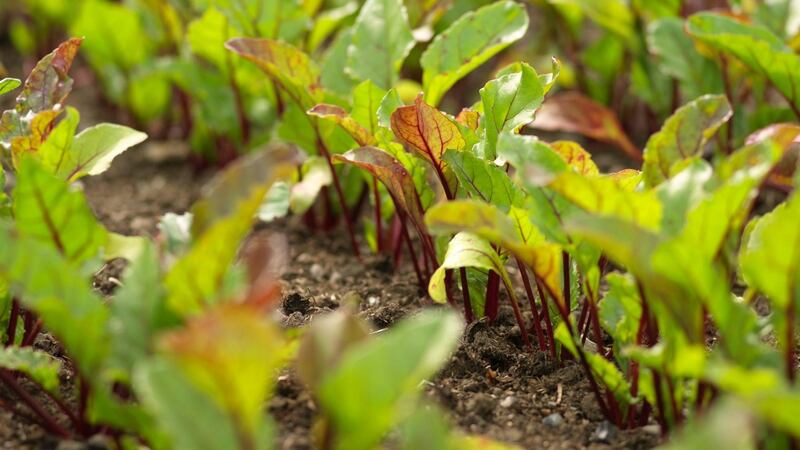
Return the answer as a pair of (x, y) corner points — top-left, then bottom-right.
(1, 145), (658, 450)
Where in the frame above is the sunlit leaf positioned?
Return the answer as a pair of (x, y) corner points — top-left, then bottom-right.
(318, 309), (462, 450)
(13, 157), (108, 262)
(740, 191), (800, 308)
(642, 94), (731, 187)
(478, 62), (544, 160)
(421, 1), (529, 106)
(443, 149), (525, 211)
(391, 95), (465, 176)
(60, 123), (147, 181)
(0, 78), (20, 96)
(160, 303), (289, 434)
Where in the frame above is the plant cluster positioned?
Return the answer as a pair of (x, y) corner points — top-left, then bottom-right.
(1, 0), (800, 449)
(0, 40), (520, 450)
(219, 0), (800, 447)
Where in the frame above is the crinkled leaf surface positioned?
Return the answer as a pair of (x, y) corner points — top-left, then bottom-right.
(443, 149), (525, 212)
(479, 62), (544, 160)
(421, 1), (529, 106)
(391, 95), (465, 174)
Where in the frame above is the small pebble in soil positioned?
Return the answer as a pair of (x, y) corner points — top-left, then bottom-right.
(642, 424), (662, 435)
(542, 412), (564, 427)
(57, 441), (88, 450)
(590, 420), (617, 443)
(499, 395), (516, 408)
(309, 263), (325, 281)
(367, 295), (380, 306)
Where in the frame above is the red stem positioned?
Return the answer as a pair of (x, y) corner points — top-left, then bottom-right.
(459, 268), (474, 323)
(534, 278), (558, 361)
(372, 177), (383, 252)
(484, 271), (501, 321)
(0, 370), (71, 438)
(516, 258), (547, 353)
(314, 133), (361, 260)
(5, 299), (19, 346)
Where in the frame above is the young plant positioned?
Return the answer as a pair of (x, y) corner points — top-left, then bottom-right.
(297, 305), (520, 450)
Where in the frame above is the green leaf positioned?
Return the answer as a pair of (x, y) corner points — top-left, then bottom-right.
(351, 80), (385, 135)
(346, 0), (415, 89)
(687, 13), (800, 116)
(678, 142), (780, 260)
(226, 38), (322, 110)
(168, 147), (299, 316)
(13, 157), (108, 262)
(135, 358), (270, 450)
(318, 309), (462, 450)
(598, 273), (641, 348)
(421, 1), (529, 106)
(657, 398), (756, 450)
(428, 232), (513, 304)
(160, 304), (289, 435)
(377, 88), (404, 129)
(71, 0), (149, 72)
(290, 156), (332, 214)
(642, 94), (731, 187)
(296, 309), (372, 389)
(106, 242), (169, 380)
(549, 0), (634, 43)
(258, 182), (291, 222)
(443, 149), (525, 211)
(191, 145), (301, 237)
(0, 228), (109, 374)
(654, 159), (713, 235)
(321, 29), (357, 96)
(36, 106), (81, 174)
(58, 123), (147, 181)
(0, 346), (61, 392)
(740, 191), (800, 308)
(548, 170), (663, 231)
(0, 78), (21, 96)
(647, 18), (723, 101)
(478, 62), (544, 160)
